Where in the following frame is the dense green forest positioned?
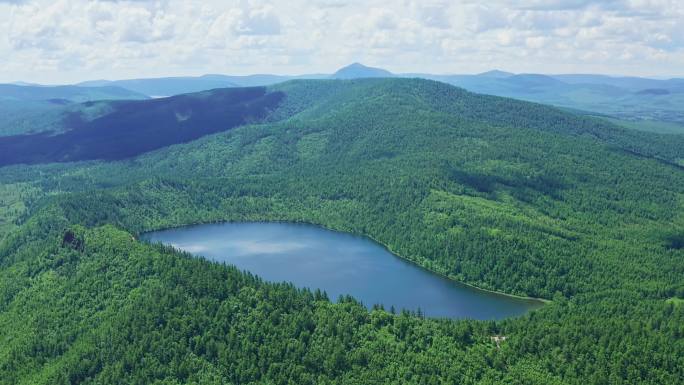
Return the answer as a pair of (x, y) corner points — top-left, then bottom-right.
(0, 78), (683, 384)
(0, 87), (284, 166)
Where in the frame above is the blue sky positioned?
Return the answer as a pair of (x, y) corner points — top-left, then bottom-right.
(1, 0), (682, 83)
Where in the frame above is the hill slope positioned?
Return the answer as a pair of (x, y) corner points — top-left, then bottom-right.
(0, 84), (148, 102)
(419, 73), (684, 129)
(1, 78), (680, 168)
(0, 87), (284, 165)
(0, 78), (682, 384)
(0, 84), (150, 137)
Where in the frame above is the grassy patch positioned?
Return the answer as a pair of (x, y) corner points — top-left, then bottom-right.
(665, 297), (684, 306)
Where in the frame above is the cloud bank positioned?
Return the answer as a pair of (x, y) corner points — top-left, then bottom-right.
(1, 0), (683, 83)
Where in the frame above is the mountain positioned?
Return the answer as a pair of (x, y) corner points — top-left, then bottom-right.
(0, 87), (283, 165)
(414, 72), (684, 130)
(78, 76), (241, 97)
(206, 73), (329, 87)
(0, 78), (682, 383)
(0, 84), (148, 102)
(2, 78), (680, 168)
(0, 84), (149, 137)
(77, 74), (329, 97)
(25, 63), (391, 97)
(332, 62), (394, 79)
(550, 74), (684, 91)
(11, 67), (683, 133)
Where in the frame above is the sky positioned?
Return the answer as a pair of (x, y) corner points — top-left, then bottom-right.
(1, 0), (683, 84)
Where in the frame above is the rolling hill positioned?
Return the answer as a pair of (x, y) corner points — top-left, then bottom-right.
(417, 71), (684, 130)
(0, 84), (149, 137)
(0, 84), (148, 102)
(0, 87), (284, 166)
(0, 78), (682, 384)
(1, 78), (681, 168)
(50, 63), (684, 133)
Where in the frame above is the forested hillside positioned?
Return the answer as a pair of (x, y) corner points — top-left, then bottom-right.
(0, 87), (284, 166)
(417, 72), (684, 130)
(0, 84), (149, 137)
(0, 78), (682, 384)
(11, 64), (684, 134)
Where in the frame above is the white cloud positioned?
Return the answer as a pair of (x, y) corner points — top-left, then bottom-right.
(416, 4), (451, 29)
(239, 6), (281, 35)
(0, 0), (683, 83)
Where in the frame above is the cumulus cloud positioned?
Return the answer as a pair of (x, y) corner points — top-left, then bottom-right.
(0, 0), (683, 83)
(233, 6), (281, 35)
(417, 5), (451, 29)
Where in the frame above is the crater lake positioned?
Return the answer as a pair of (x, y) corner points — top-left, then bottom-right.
(142, 222), (544, 319)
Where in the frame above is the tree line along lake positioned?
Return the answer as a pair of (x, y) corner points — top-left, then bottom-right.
(142, 222), (545, 319)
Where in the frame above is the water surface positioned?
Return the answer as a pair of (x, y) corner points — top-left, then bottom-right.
(142, 222), (544, 319)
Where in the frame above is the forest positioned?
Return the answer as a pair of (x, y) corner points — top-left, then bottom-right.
(0, 78), (682, 384)
(0, 87), (284, 166)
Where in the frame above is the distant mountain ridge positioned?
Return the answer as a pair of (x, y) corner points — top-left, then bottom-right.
(0, 84), (148, 102)
(7, 63), (684, 131)
(79, 73), (328, 97)
(1, 77), (681, 168)
(331, 62), (395, 79)
(550, 74), (684, 90)
(476, 70), (514, 78)
(78, 76), (241, 97)
(15, 64), (683, 96)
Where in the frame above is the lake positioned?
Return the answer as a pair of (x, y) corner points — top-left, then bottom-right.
(141, 222), (544, 319)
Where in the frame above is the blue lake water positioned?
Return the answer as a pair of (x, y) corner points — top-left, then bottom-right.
(142, 222), (544, 319)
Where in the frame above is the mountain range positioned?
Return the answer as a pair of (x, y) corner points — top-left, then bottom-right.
(4, 63), (682, 134)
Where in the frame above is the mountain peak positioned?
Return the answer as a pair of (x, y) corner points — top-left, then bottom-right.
(332, 63), (394, 79)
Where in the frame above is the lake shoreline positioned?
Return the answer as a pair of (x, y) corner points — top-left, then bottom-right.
(139, 219), (550, 307)
(345, 228), (549, 305)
